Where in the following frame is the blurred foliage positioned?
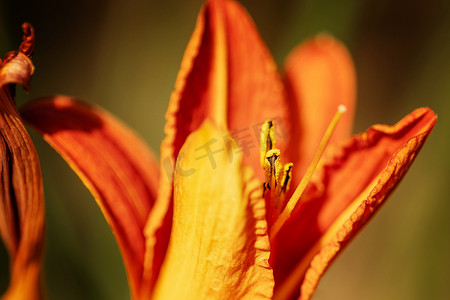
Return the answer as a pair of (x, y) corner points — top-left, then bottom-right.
(1, 0), (449, 299)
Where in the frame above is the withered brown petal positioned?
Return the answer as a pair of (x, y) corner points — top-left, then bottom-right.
(0, 25), (44, 300)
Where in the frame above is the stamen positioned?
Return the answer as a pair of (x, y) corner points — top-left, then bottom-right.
(280, 163), (293, 195)
(261, 121), (295, 225)
(272, 163), (293, 220)
(270, 105), (347, 239)
(260, 120), (275, 168)
(264, 149), (282, 192)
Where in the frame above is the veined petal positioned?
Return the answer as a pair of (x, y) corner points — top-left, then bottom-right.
(20, 96), (159, 299)
(0, 24), (44, 300)
(162, 0), (287, 179)
(146, 0), (288, 292)
(144, 1), (223, 291)
(224, 0), (288, 176)
(153, 121), (274, 300)
(284, 35), (356, 184)
(271, 108), (436, 300)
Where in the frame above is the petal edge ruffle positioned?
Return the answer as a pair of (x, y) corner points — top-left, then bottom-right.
(272, 107), (436, 300)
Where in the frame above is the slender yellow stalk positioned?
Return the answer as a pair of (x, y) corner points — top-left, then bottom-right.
(270, 105), (347, 238)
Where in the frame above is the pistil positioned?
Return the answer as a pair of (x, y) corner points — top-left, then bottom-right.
(269, 105), (347, 238)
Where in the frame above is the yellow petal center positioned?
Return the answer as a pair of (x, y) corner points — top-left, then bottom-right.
(153, 121), (274, 300)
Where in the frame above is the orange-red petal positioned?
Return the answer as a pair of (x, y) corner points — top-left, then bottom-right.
(224, 0), (288, 177)
(144, 2), (222, 291)
(284, 35), (356, 184)
(153, 122), (274, 299)
(20, 96), (159, 299)
(0, 24), (45, 300)
(271, 108), (436, 300)
(145, 0), (288, 292)
(161, 0), (287, 185)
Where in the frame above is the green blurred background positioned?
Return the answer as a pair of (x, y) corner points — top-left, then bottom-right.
(1, 0), (449, 299)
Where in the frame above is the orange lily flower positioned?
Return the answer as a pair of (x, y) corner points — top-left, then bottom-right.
(0, 24), (45, 300)
(20, 0), (436, 299)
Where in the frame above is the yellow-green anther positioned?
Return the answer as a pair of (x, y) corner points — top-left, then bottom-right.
(260, 120), (275, 168)
(280, 163), (293, 194)
(264, 149), (281, 193)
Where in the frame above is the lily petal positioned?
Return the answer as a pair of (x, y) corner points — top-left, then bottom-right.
(284, 35), (356, 183)
(224, 0), (288, 175)
(161, 0), (286, 184)
(272, 107), (436, 300)
(20, 96), (159, 299)
(146, 0), (288, 291)
(153, 121), (274, 299)
(0, 24), (44, 300)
